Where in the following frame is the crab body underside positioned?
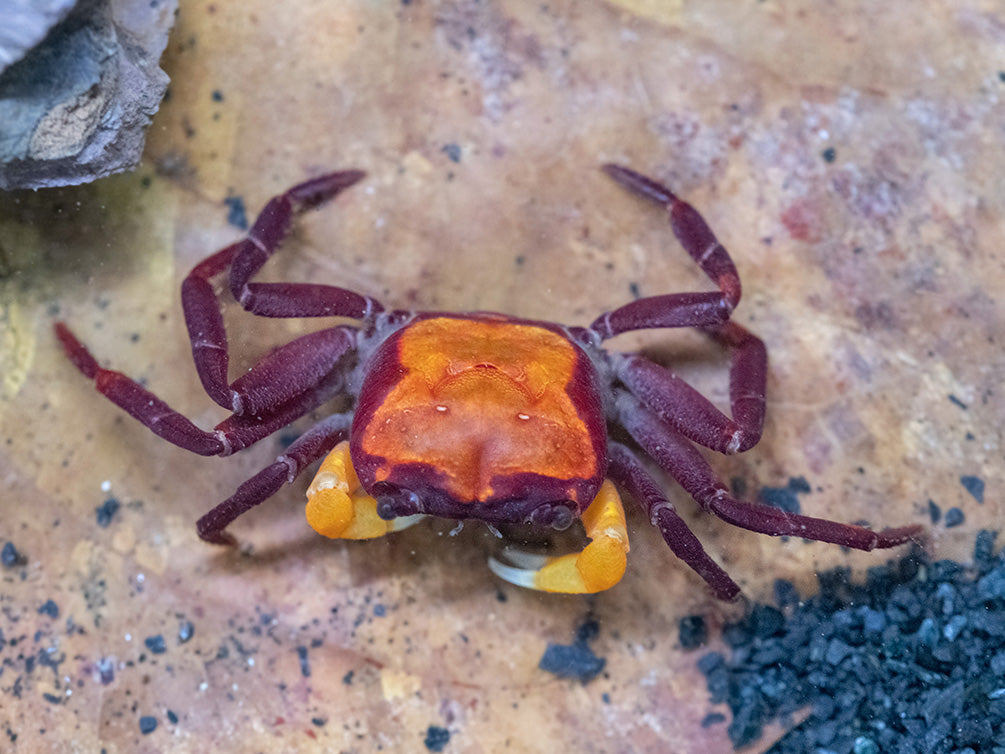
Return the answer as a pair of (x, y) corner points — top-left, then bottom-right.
(55, 166), (921, 599)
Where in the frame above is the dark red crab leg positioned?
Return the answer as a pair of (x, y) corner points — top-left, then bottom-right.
(616, 392), (923, 550)
(196, 413), (353, 545)
(608, 442), (742, 600)
(54, 322), (352, 456)
(592, 165), (741, 339)
(615, 321), (767, 455)
(182, 170), (382, 412)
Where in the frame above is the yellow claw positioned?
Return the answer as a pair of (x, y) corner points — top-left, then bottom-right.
(306, 441), (422, 539)
(489, 480), (630, 594)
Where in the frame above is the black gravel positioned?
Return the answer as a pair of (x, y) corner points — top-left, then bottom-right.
(694, 531), (1005, 753)
(757, 476), (812, 515)
(1, 541), (26, 568)
(538, 617), (606, 683)
(960, 475), (986, 504)
(94, 497), (120, 528)
(223, 195), (248, 230)
(296, 645), (311, 677)
(424, 725), (451, 752)
(177, 619), (195, 644)
(138, 715), (157, 735)
(945, 507), (966, 528)
(679, 615), (708, 649)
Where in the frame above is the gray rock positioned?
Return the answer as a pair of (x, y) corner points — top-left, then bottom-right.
(0, 0), (78, 75)
(0, 0), (177, 189)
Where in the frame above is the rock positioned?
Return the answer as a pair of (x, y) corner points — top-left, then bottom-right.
(0, 0), (177, 190)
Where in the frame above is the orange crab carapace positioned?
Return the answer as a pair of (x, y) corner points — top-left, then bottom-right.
(356, 315), (603, 508)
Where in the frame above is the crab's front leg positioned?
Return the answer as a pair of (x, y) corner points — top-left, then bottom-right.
(306, 441), (424, 539)
(591, 164), (742, 339)
(608, 442), (742, 600)
(182, 170), (384, 413)
(197, 413), (352, 545)
(489, 480), (630, 594)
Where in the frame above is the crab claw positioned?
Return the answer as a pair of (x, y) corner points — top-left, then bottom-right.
(306, 441), (424, 539)
(489, 480), (630, 593)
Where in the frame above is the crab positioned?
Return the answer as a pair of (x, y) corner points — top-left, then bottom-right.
(54, 165), (921, 599)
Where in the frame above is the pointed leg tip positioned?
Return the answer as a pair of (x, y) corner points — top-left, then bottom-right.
(198, 528), (238, 547)
(290, 169), (368, 211)
(53, 320), (75, 345)
(329, 169), (367, 192)
(717, 582), (743, 602)
(601, 162), (629, 178)
(601, 163), (676, 205)
(875, 524), (926, 549)
(54, 321), (101, 379)
(601, 163), (649, 190)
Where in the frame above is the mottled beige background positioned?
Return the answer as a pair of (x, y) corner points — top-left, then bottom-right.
(1, 1), (1003, 752)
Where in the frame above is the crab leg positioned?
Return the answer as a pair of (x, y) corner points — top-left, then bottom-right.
(592, 164), (741, 339)
(617, 393), (923, 550)
(615, 320), (767, 455)
(54, 323), (348, 456)
(187, 321), (356, 415)
(608, 442), (741, 600)
(489, 480), (630, 594)
(182, 171), (380, 411)
(304, 441), (424, 540)
(224, 170), (384, 318)
(197, 414), (353, 544)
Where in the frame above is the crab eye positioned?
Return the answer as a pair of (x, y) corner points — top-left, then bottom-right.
(527, 502), (575, 531)
(375, 488), (422, 520)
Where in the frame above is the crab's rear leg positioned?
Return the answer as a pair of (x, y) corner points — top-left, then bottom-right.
(594, 168), (769, 452)
(226, 170), (384, 318)
(616, 321), (767, 455)
(489, 480), (630, 594)
(617, 393), (923, 550)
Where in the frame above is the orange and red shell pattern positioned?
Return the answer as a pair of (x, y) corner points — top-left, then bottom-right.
(349, 312), (608, 528)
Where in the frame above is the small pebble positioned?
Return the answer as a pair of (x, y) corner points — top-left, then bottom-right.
(959, 475), (985, 503)
(2, 542), (26, 568)
(95, 498), (120, 528)
(296, 646), (310, 677)
(424, 725), (450, 752)
(678, 615), (707, 649)
(441, 143), (462, 163)
(178, 619), (195, 643)
(224, 195), (248, 230)
(944, 507), (965, 527)
(138, 716), (157, 735)
(538, 618), (606, 683)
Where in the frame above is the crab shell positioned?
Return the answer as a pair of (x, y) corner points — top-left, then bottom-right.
(350, 312), (607, 530)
